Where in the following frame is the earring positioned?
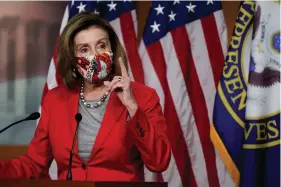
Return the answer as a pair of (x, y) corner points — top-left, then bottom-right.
(72, 68), (77, 78)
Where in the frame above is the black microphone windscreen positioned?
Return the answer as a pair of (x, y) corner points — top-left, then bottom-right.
(26, 112), (41, 120)
(75, 113), (82, 122)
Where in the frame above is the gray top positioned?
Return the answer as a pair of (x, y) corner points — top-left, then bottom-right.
(77, 97), (109, 163)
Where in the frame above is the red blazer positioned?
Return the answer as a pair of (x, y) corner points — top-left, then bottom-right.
(0, 82), (171, 181)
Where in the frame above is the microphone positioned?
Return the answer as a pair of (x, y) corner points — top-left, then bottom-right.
(0, 112), (41, 134)
(66, 113), (82, 180)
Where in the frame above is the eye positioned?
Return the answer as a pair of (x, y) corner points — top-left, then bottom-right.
(99, 43), (107, 49)
(80, 48), (88, 53)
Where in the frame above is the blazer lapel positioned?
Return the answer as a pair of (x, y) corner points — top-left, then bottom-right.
(90, 92), (126, 160)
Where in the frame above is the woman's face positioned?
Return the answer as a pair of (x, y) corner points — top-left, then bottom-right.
(74, 25), (111, 58)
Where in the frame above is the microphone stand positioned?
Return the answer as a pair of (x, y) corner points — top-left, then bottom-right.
(66, 113), (82, 180)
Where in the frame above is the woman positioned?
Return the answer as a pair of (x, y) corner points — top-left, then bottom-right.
(0, 12), (171, 181)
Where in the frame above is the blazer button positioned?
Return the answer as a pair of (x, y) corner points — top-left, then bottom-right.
(139, 128), (145, 137)
(82, 163), (86, 169)
(29, 176), (35, 180)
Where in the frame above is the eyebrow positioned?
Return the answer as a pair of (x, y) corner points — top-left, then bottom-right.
(76, 38), (108, 49)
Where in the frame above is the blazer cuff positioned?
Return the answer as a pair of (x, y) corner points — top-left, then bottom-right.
(127, 107), (150, 138)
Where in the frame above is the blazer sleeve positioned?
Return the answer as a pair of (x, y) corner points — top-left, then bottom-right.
(0, 93), (53, 179)
(127, 89), (171, 173)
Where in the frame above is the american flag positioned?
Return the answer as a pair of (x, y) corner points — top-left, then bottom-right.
(138, 1), (234, 187)
(42, 0), (234, 187)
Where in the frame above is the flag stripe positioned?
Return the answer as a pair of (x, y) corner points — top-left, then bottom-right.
(59, 6), (70, 34)
(44, 5), (69, 97)
(139, 41), (165, 112)
(201, 13), (225, 87)
(139, 41), (178, 185)
(54, 5), (70, 88)
(131, 9), (138, 39)
(160, 33), (209, 187)
(202, 11), (232, 187)
(212, 11), (232, 187)
(119, 11), (145, 84)
(185, 22), (220, 187)
(162, 154), (182, 187)
(183, 16), (225, 187)
(185, 21), (216, 122)
(145, 42), (197, 187)
(213, 10), (228, 58)
(208, 10), (234, 187)
(139, 41), (169, 183)
(170, 25), (220, 187)
(46, 58), (58, 90)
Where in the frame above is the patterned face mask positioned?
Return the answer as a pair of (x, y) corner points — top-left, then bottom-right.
(76, 51), (114, 84)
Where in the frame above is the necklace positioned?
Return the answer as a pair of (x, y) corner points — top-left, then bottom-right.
(80, 80), (109, 108)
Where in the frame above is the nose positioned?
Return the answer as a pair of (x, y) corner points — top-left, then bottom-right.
(86, 46), (98, 57)
(89, 48), (97, 57)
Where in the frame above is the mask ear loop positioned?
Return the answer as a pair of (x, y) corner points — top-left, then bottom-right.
(72, 59), (78, 78)
(72, 58), (84, 79)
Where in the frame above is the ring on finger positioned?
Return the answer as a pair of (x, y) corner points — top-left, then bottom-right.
(118, 77), (122, 81)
